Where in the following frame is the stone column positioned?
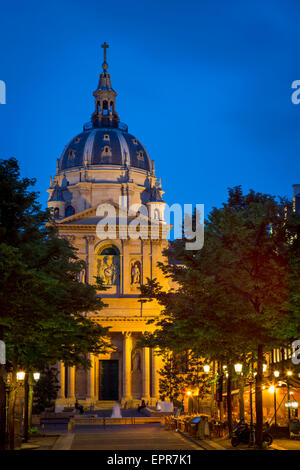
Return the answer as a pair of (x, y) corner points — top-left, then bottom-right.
(67, 366), (76, 400)
(86, 354), (95, 400)
(84, 235), (95, 284)
(122, 332), (132, 399)
(142, 347), (150, 399)
(151, 349), (160, 399)
(57, 361), (65, 399)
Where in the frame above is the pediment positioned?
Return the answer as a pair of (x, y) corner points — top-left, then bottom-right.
(56, 200), (154, 227)
(56, 200), (120, 225)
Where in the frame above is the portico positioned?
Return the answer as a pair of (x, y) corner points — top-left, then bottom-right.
(56, 330), (162, 407)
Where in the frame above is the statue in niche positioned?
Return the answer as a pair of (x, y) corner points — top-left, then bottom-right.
(131, 351), (141, 371)
(131, 261), (141, 285)
(97, 255), (119, 286)
(77, 269), (86, 283)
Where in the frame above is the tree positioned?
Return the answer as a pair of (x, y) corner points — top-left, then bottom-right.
(157, 351), (210, 411)
(158, 353), (185, 403)
(0, 158), (111, 448)
(141, 187), (298, 446)
(32, 367), (59, 414)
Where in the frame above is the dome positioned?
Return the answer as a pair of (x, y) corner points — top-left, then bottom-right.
(59, 128), (152, 172)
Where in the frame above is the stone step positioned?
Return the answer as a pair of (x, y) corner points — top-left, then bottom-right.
(94, 401), (120, 410)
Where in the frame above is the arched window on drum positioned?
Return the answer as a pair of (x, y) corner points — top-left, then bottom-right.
(65, 205), (75, 217)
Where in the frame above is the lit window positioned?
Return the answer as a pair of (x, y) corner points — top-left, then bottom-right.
(101, 146), (112, 159)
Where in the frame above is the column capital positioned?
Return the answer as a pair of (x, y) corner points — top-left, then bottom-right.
(84, 235), (96, 244)
(122, 331), (132, 338)
(60, 234), (76, 242)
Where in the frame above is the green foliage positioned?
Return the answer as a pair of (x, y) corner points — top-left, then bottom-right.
(32, 367), (59, 414)
(0, 158), (112, 371)
(158, 353), (184, 401)
(141, 186), (299, 362)
(158, 352), (209, 402)
(29, 427), (38, 435)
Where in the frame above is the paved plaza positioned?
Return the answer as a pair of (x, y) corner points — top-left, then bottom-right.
(53, 424), (201, 450)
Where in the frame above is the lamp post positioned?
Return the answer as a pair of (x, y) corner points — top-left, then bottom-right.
(270, 370), (279, 429)
(247, 372), (255, 447)
(33, 372), (40, 381)
(286, 371), (292, 420)
(274, 371), (279, 427)
(204, 364), (215, 418)
(23, 371), (40, 442)
(268, 385), (277, 427)
(181, 390), (185, 413)
(234, 363), (242, 374)
(16, 372), (25, 382)
(234, 363), (244, 422)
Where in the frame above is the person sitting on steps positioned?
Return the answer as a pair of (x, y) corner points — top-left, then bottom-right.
(137, 399), (146, 413)
(75, 399), (84, 414)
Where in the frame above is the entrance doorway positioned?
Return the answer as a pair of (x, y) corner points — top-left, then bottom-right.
(99, 360), (119, 400)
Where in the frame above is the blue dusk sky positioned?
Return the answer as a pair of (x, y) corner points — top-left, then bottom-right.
(0, 0), (300, 216)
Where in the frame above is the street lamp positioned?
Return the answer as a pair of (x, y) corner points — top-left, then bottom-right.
(274, 370), (280, 378)
(16, 371), (25, 381)
(287, 371), (293, 419)
(33, 372), (40, 381)
(247, 371), (255, 447)
(203, 365), (210, 373)
(269, 384), (277, 427)
(234, 363), (242, 374)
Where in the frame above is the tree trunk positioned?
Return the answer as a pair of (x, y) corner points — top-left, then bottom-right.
(23, 369), (29, 442)
(226, 370), (233, 436)
(210, 361), (216, 418)
(7, 368), (17, 450)
(28, 373), (34, 430)
(0, 364), (6, 450)
(255, 344), (264, 448)
(217, 364), (224, 421)
(238, 375), (245, 421)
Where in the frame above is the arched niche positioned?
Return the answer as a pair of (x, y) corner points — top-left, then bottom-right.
(130, 260), (141, 285)
(95, 245), (120, 288)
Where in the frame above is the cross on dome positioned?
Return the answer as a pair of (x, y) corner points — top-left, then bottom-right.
(101, 42), (109, 72)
